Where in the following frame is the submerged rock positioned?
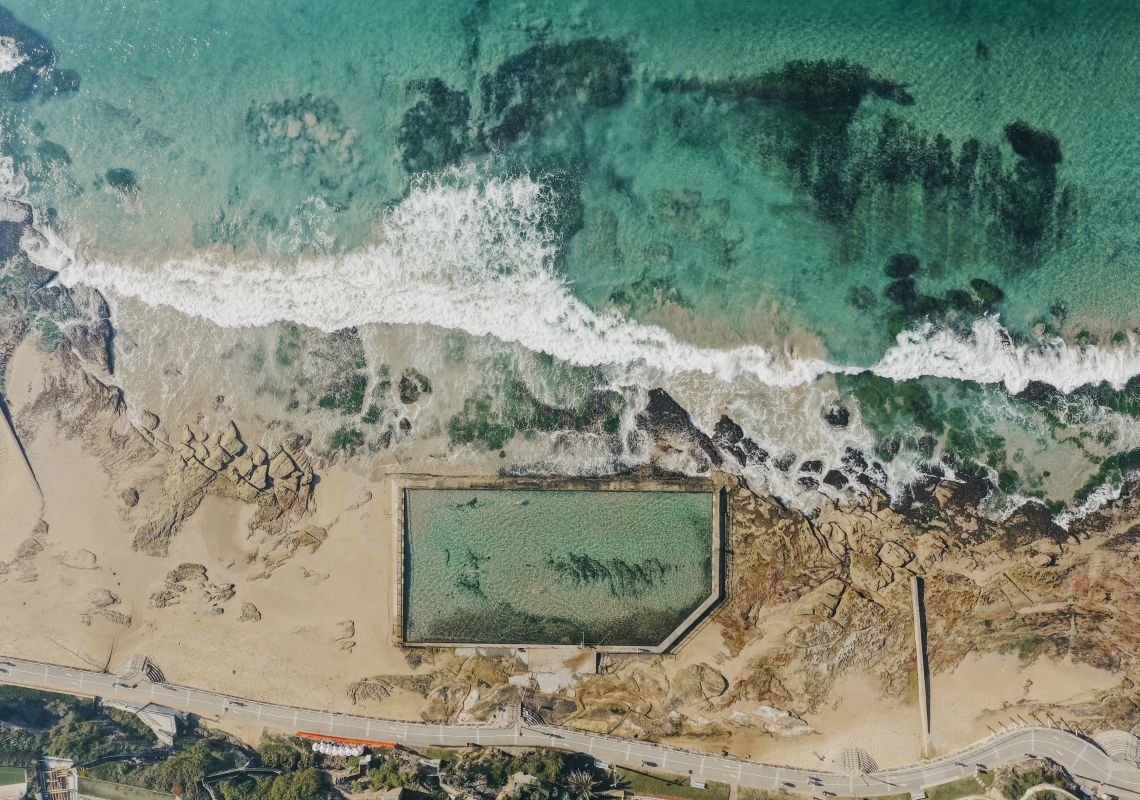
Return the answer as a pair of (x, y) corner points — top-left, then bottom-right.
(1004, 120), (1063, 164)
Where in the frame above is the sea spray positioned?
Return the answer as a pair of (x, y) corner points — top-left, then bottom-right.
(61, 173), (1140, 396)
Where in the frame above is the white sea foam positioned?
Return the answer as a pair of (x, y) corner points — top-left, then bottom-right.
(0, 37), (26, 74)
(60, 172), (1140, 396)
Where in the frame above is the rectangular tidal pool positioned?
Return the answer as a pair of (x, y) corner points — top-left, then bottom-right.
(401, 488), (717, 648)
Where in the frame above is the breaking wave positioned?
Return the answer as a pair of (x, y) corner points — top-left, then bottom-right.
(60, 172), (1140, 395)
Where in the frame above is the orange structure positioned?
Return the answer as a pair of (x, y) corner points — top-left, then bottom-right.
(294, 731), (397, 748)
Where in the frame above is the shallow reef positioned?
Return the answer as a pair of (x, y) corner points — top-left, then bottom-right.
(0, 4), (80, 102)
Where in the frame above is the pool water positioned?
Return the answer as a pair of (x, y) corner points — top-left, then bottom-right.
(402, 488), (715, 647)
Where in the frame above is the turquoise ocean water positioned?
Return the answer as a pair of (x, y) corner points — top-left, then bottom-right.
(2, 0), (1140, 513)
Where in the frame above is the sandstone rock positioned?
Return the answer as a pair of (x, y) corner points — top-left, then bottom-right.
(731, 705), (814, 736)
(87, 589), (120, 607)
(149, 588), (182, 608)
(190, 440), (209, 462)
(249, 462), (271, 491)
(203, 449), (229, 472)
(138, 410), (160, 431)
(181, 425), (195, 445)
(878, 541), (914, 568)
(672, 664), (728, 704)
(58, 549), (98, 569)
(249, 445), (269, 465)
(850, 550), (892, 590)
(272, 483), (298, 512)
(167, 562), (207, 583)
(238, 602), (261, 622)
(204, 582), (235, 604)
(269, 447), (297, 479)
(231, 453), (255, 479)
(98, 609), (132, 627)
(217, 421), (244, 456)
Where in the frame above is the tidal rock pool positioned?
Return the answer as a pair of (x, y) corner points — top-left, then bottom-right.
(401, 487), (717, 648)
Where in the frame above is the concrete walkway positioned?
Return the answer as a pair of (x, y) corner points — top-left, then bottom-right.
(2, 654), (1138, 799)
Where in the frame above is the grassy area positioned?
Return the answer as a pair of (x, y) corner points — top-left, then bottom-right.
(924, 774), (994, 800)
(738, 791), (788, 800)
(0, 767), (25, 785)
(613, 765), (730, 800)
(411, 746), (461, 762)
(77, 777), (174, 800)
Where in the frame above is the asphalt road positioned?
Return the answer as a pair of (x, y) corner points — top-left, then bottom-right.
(2, 655), (1138, 798)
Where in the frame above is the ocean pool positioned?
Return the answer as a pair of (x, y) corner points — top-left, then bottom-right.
(401, 487), (718, 648)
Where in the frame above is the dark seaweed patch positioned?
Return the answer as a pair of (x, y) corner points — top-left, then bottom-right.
(655, 58), (1081, 260)
(398, 78), (471, 173)
(397, 37), (631, 174)
(545, 552), (674, 598)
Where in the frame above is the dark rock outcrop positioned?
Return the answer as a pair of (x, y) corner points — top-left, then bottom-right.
(635, 388), (722, 470)
(823, 404), (850, 427)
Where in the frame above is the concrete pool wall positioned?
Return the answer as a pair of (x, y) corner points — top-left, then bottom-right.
(390, 474), (727, 654)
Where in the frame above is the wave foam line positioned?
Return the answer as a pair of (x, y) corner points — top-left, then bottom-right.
(60, 173), (1140, 395)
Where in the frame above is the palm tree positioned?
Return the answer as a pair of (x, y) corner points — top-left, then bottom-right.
(564, 770), (598, 800)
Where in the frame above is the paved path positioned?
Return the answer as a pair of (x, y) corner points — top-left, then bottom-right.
(2, 655), (1139, 798)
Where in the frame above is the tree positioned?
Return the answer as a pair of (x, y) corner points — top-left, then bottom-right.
(252, 767), (321, 800)
(564, 770), (597, 800)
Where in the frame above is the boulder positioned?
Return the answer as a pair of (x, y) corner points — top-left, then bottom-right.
(822, 469), (849, 489)
(712, 415), (744, 446)
(823, 404), (850, 427)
